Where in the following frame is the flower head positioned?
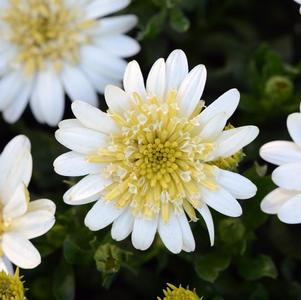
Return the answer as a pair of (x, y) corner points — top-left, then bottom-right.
(157, 284), (199, 300)
(0, 268), (25, 300)
(54, 49), (258, 253)
(0, 135), (56, 270)
(0, 0), (139, 125)
(260, 103), (301, 224)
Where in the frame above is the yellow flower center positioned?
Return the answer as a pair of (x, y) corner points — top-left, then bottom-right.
(0, 269), (25, 300)
(158, 284), (199, 300)
(88, 91), (219, 222)
(1, 0), (95, 74)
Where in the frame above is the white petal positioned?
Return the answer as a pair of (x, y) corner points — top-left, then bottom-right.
(131, 216), (158, 251)
(61, 64), (97, 106)
(95, 35), (140, 58)
(111, 208), (134, 241)
(3, 80), (32, 123)
(13, 210), (55, 239)
(123, 60), (146, 97)
(3, 184), (28, 220)
(197, 204), (214, 246)
(215, 168), (257, 199)
(272, 163), (301, 191)
(54, 151), (105, 176)
(278, 193), (301, 224)
(30, 81), (45, 124)
(84, 200), (124, 231)
(71, 101), (119, 134)
(177, 65), (207, 117)
(35, 70), (64, 126)
(0, 256), (14, 274)
(202, 187), (242, 217)
(212, 126), (259, 159)
(158, 213), (182, 254)
(55, 127), (107, 154)
(287, 112), (301, 146)
(28, 199), (56, 215)
(177, 213), (195, 252)
(58, 119), (84, 129)
(63, 174), (112, 204)
(105, 85), (130, 113)
(260, 141), (301, 166)
(196, 89), (240, 125)
(146, 58), (166, 101)
(85, 0), (130, 19)
(260, 188), (297, 214)
(93, 15), (137, 35)
(165, 49), (188, 91)
(2, 233), (41, 269)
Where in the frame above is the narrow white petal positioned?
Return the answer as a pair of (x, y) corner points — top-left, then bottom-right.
(165, 49), (188, 91)
(111, 208), (134, 241)
(105, 85), (130, 114)
(196, 89), (240, 125)
(84, 200), (124, 231)
(30, 82), (45, 124)
(2, 233), (41, 269)
(212, 126), (259, 159)
(146, 58), (166, 101)
(3, 184), (28, 220)
(0, 256), (14, 274)
(64, 174), (111, 204)
(131, 216), (158, 251)
(202, 187), (242, 217)
(13, 210), (55, 239)
(28, 199), (56, 215)
(54, 151), (105, 176)
(123, 60), (146, 97)
(55, 127), (107, 154)
(58, 119), (84, 129)
(215, 168), (257, 199)
(287, 112), (301, 146)
(71, 101), (119, 134)
(272, 163), (301, 191)
(85, 0), (130, 19)
(158, 213), (183, 254)
(260, 141), (301, 166)
(260, 188), (297, 214)
(278, 193), (301, 224)
(177, 213), (195, 252)
(177, 65), (207, 117)
(61, 64), (97, 106)
(197, 204), (214, 246)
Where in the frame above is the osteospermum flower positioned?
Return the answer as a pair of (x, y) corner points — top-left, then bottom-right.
(0, 135), (56, 270)
(0, 268), (25, 300)
(157, 283), (200, 300)
(260, 103), (301, 223)
(0, 0), (139, 126)
(54, 50), (258, 253)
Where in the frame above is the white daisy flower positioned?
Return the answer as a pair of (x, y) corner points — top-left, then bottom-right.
(0, 0), (139, 126)
(260, 103), (301, 224)
(54, 49), (258, 254)
(0, 135), (56, 272)
(294, 0), (301, 13)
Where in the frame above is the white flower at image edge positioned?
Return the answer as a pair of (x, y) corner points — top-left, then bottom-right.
(294, 0), (301, 13)
(0, 0), (139, 126)
(0, 135), (55, 273)
(260, 103), (301, 224)
(54, 49), (258, 254)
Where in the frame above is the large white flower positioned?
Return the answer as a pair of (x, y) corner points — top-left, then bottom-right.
(0, 135), (56, 272)
(260, 103), (301, 224)
(0, 0), (139, 126)
(54, 49), (258, 254)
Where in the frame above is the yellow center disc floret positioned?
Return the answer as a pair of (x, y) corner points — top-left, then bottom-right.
(0, 269), (25, 300)
(1, 0), (95, 74)
(88, 91), (219, 223)
(158, 283), (199, 300)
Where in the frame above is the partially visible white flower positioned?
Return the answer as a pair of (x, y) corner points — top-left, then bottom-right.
(54, 49), (258, 254)
(0, 135), (56, 271)
(260, 103), (301, 224)
(0, 0), (139, 126)
(293, 0), (301, 13)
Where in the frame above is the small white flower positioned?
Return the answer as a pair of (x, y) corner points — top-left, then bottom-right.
(0, 0), (139, 126)
(260, 103), (301, 224)
(54, 49), (258, 254)
(0, 135), (56, 271)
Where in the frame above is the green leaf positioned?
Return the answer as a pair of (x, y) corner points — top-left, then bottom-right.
(195, 253), (231, 283)
(238, 255), (278, 280)
(170, 7), (190, 32)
